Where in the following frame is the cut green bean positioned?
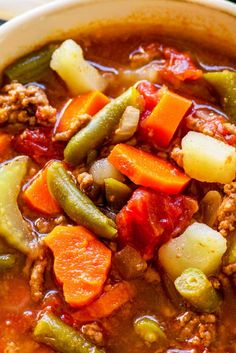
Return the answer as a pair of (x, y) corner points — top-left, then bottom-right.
(64, 87), (140, 165)
(47, 161), (117, 239)
(134, 316), (166, 344)
(0, 156), (35, 254)
(0, 254), (16, 271)
(204, 71), (236, 122)
(104, 178), (132, 209)
(34, 312), (105, 353)
(174, 268), (221, 313)
(4, 44), (58, 84)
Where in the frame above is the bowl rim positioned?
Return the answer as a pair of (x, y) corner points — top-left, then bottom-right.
(0, 0), (236, 36)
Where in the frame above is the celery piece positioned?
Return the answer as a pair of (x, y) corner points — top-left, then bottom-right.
(64, 87), (140, 165)
(204, 70), (236, 122)
(34, 312), (105, 353)
(134, 316), (166, 344)
(104, 178), (132, 209)
(0, 156), (34, 254)
(174, 268), (221, 313)
(5, 44), (58, 84)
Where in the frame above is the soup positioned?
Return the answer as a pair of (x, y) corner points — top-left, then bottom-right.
(0, 30), (236, 353)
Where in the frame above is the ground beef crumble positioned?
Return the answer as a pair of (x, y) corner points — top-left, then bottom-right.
(0, 82), (56, 126)
(81, 322), (104, 346)
(217, 182), (236, 237)
(171, 311), (216, 348)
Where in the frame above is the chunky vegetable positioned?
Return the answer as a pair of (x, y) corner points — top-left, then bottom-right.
(134, 316), (166, 344)
(5, 44), (58, 84)
(23, 164), (61, 215)
(34, 312), (105, 353)
(200, 191), (222, 227)
(50, 40), (106, 95)
(64, 87), (140, 165)
(204, 70), (236, 122)
(112, 106), (140, 143)
(0, 132), (12, 157)
(104, 178), (132, 209)
(117, 188), (197, 260)
(0, 156), (35, 254)
(73, 282), (135, 321)
(108, 144), (190, 194)
(44, 225), (111, 307)
(0, 254), (16, 271)
(114, 245), (147, 279)
(182, 131), (236, 183)
(141, 90), (192, 147)
(47, 161), (117, 239)
(89, 158), (124, 186)
(174, 268), (221, 313)
(159, 222), (227, 279)
(55, 91), (109, 138)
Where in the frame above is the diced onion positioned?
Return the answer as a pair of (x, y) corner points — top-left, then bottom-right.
(90, 158), (124, 185)
(112, 106), (140, 143)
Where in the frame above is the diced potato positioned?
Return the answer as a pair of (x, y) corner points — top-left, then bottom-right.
(182, 131), (236, 184)
(158, 222), (227, 279)
(50, 39), (106, 95)
(90, 158), (124, 185)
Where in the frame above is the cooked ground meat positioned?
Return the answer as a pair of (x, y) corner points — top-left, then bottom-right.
(172, 311), (216, 348)
(54, 113), (91, 141)
(77, 172), (94, 192)
(30, 256), (48, 302)
(170, 144), (183, 168)
(185, 109), (236, 147)
(223, 263), (236, 276)
(217, 182), (236, 237)
(0, 82), (56, 126)
(81, 322), (104, 346)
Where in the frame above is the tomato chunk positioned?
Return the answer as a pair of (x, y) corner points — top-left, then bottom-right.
(13, 127), (64, 165)
(116, 187), (197, 260)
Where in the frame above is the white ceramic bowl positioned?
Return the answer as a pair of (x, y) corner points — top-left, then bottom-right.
(0, 0), (235, 75)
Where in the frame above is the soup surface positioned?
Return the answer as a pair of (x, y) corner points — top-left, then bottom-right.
(0, 30), (236, 353)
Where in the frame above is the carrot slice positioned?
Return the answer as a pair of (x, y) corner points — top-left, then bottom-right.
(56, 91), (109, 134)
(142, 90), (192, 147)
(23, 163), (60, 215)
(44, 225), (112, 308)
(73, 282), (135, 321)
(108, 144), (190, 194)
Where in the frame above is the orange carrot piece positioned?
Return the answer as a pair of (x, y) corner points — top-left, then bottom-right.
(73, 281), (135, 321)
(56, 91), (109, 133)
(0, 132), (12, 155)
(44, 226), (112, 308)
(108, 144), (190, 194)
(142, 90), (192, 147)
(23, 164), (60, 215)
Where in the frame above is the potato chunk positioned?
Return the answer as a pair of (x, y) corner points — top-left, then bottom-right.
(158, 222), (227, 279)
(182, 131), (236, 183)
(50, 40), (106, 95)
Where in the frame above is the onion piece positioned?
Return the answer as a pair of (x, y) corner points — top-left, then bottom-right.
(112, 106), (140, 143)
(89, 158), (124, 185)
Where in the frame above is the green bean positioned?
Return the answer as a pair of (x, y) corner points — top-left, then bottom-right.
(64, 87), (140, 165)
(0, 254), (16, 271)
(34, 312), (105, 353)
(4, 44), (58, 84)
(47, 161), (117, 239)
(174, 268), (221, 313)
(204, 71), (236, 122)
(0, 156), (35, 254)
(134, 316), (166, 344)
(104, 178), (132, 209)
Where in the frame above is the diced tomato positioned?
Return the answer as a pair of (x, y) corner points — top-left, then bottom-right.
(161, 46), (203, 83)
(137, 81), (160, 113)
(116, 187), (197, 260)
(13, 127), (64, 165)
